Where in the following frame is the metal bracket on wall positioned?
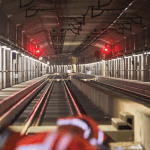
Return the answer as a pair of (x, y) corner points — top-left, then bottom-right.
(20, 0), (34, 9)
(91, 7), (122, 18)
(69, 24), (82, 31)
(130, 16), (142, 25)
(97, 0), (113, 8)
(26, 9), (54, 18)
(120, 23), (132, 30)
(120, 16), (142, 25)
(59, 16), (85, 26)
(110, 28), (124, 34)
(72, 17), (85, 25)
(70, 28), (80, 35)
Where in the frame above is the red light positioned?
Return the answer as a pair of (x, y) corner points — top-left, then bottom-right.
(104, 48), (108, 52)
(35, 47), (43, 57)
(36, 50), (40, 53)
(102, 44), (112, 59)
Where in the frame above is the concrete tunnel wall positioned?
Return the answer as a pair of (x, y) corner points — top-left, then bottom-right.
(71, 76), (150, 150)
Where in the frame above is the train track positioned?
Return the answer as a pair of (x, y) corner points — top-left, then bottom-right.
(0, 75), (86, 135)
(88, 80), (150, 107)
(0, 75), (110, 135)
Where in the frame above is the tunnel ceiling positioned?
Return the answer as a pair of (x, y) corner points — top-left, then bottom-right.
(0, 0), (150, 60)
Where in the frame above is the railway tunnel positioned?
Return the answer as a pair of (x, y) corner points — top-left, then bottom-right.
(0, 0), (150, 149)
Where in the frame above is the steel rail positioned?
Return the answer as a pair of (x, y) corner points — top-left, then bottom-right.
(0, 80), (48, 126)
(21, 78), (55, 135)
(63, 80), (82, 117)
(90, 80), (150, 102)
(63, 82), (74, 116)
(61, 76), (74, 116)
(35, 79), (54, 126)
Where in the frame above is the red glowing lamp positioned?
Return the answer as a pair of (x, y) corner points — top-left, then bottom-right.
(104, 48), (108, 52)
(36, 50), (40, 53)
(35, 47), (42, 56)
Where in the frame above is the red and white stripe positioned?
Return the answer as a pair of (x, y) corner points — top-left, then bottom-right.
(15, 132), (57, 150)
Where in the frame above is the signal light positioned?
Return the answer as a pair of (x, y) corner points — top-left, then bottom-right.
(35, 47), (42, 56)
(36, 50), (40, 53)
(103, 44), (111, 54)
(102, 44), (112, 59)
(104, 48), (108, 52)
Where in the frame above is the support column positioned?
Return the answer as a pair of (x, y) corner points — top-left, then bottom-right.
(124, 58), (128, 79)
(61, 65), (63, 74)
(30, 59), (33, 79)
(108, 60), (112, 77)
(21, 55), (24, 82)
(97, 63), (99, 75)
(128, 57), (131, 79)
(6, 50), (11, 87)
(65, 65), (67, 73)
(117, 59), (120, 78)
(137, 55), (141, 81)
(78, 57), (79, 73)
(81, 64), (83, 73)
(10, 51), (13, 86)
(12, 52), (16, 85)
(112, 60), (114, 77)
(133, 56), (137, 80)
(35, 61), (37, 77)
(131, 56), (134, 80)
(120, 58), (124, 79)
(2, 48), (6, 88)
(47, 65), (49, 74)
(28, 58), (31, 80)
(41, 63), (43, 75)
(59, 65), (61, 73)
(44, 64), (46, 75)
(32, 59), (35, 79)
(103, 61), (105, 76)
(96, 63), (98, 75)
(37, 62), (40, 77)
(24, 57), (27, 81)
(53, 65), (55, 74)
(40, 63), (42, 76)
(18, 54), (22, 83)
(31, 59), (35, 79)
(94, 63), (96, 75)
(115, 60), (117, 78)
(51, 65), (53, 74)
(0, 45), (2, 90)
(143, 53), (148, 82)
(141, 53), (144, 81)
(100, 63), (102, 76)
(147, 54), (150, 82)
